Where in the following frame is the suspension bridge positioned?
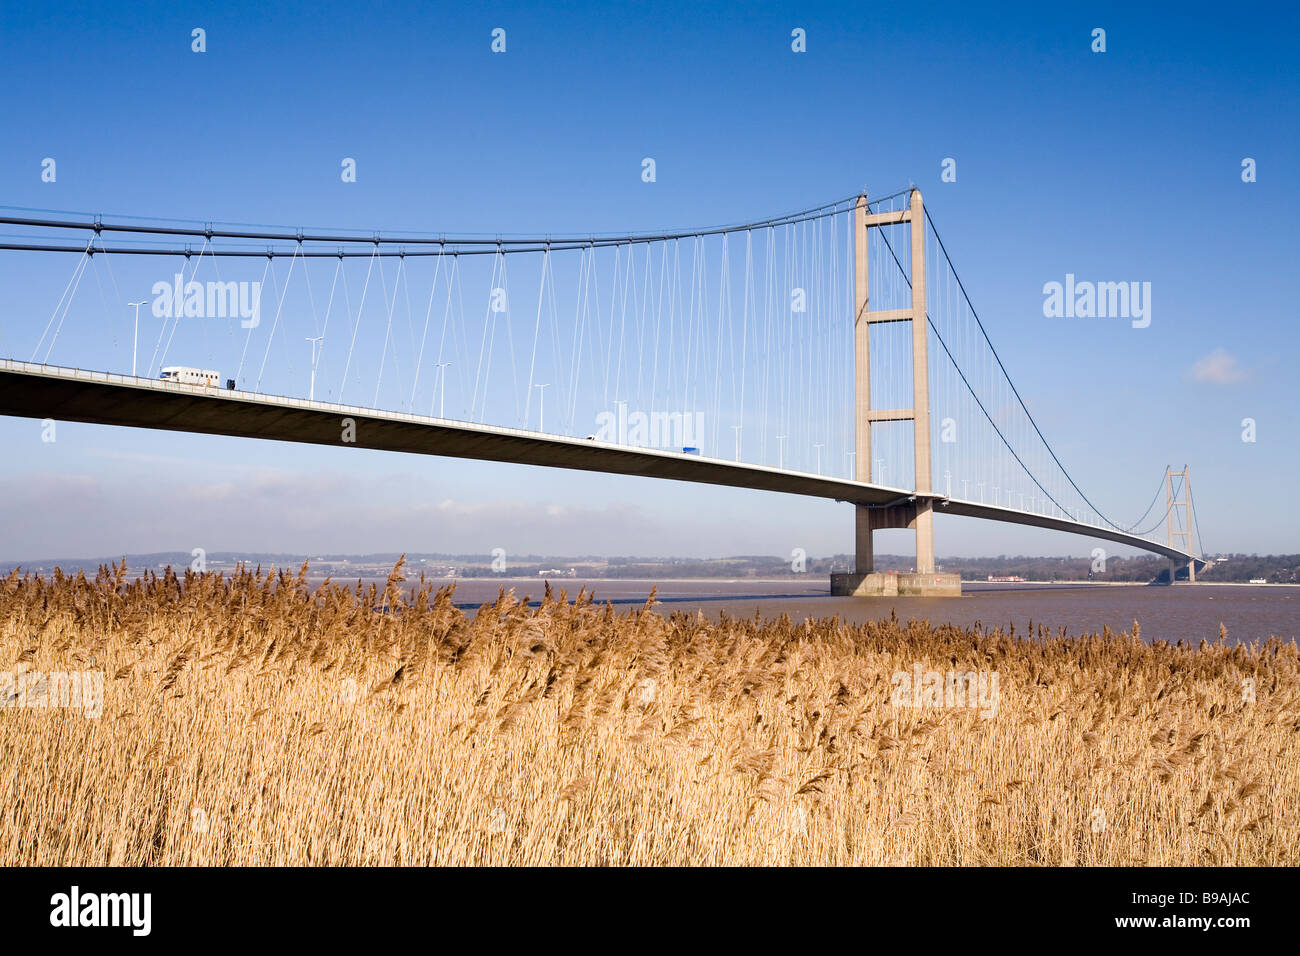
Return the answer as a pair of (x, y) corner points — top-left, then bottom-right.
(0, 188), (1206, 595)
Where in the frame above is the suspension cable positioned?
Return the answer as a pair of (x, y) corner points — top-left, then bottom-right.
(921, 205), (1138, 532)
(0, 189), (912, 252)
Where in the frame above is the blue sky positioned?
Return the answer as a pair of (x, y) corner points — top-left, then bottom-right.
(0, 0), (1296, 562)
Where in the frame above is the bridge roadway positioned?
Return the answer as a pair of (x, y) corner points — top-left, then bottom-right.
(0, 360), (1197, 564)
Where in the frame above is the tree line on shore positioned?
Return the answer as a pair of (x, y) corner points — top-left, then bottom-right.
(4, 552), (1296, 584)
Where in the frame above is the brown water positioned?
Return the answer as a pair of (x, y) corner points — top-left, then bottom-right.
(404, 578), (1298, 647)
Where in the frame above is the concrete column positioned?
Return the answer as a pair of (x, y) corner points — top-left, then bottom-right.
(853, 194), (873, 574)
(855, 505), (873, 573)
(914, 502), (935, 574)
(1165, 467), (1174, 549)
(909, 189), (935, 573)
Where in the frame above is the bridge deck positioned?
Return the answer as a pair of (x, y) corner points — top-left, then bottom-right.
(0, 360), (1196, 564)
(0, 360), (912, 506)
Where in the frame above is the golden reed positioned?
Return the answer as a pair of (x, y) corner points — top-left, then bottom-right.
(1, 559), (1295, 865)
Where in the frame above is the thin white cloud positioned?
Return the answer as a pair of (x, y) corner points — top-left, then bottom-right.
(1190, 348), (1248, 384)
(83, 449), (236, 468)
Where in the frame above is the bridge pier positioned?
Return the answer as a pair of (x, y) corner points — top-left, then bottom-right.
(1168, 557), (1197, 584)
(831, 189), (960, 598)
(833, 498), (958, 596)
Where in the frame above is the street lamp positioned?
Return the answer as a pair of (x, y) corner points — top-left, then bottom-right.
(776, 435), (787, 470)
(813, 443), (823, 474)
(435, 363), (452, 418)
(128, 301), (146, 376)
(305, 336), (323, 400)
(534, 383), (550, 433)
(614, 399), (628, 442)
(731, 424), (742, 461)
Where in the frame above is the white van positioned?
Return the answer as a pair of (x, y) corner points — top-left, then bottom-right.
(159, 366), (221, 387)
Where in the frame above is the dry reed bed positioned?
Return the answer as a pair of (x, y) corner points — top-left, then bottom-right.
(0, 560), (1296, 865)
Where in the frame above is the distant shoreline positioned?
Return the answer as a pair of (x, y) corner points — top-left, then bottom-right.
(302, 576), (1299, 589)
(4, 565), (1293, 588)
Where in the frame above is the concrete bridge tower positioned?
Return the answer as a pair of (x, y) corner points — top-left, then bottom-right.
(1165, 465), (1199, 583)
(832, 189), (961, 597)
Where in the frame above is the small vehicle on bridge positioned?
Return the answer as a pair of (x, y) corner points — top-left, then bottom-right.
(159, 366), (223, 387)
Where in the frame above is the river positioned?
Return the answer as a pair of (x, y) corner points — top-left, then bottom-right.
(381, 577), (1298, 647)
